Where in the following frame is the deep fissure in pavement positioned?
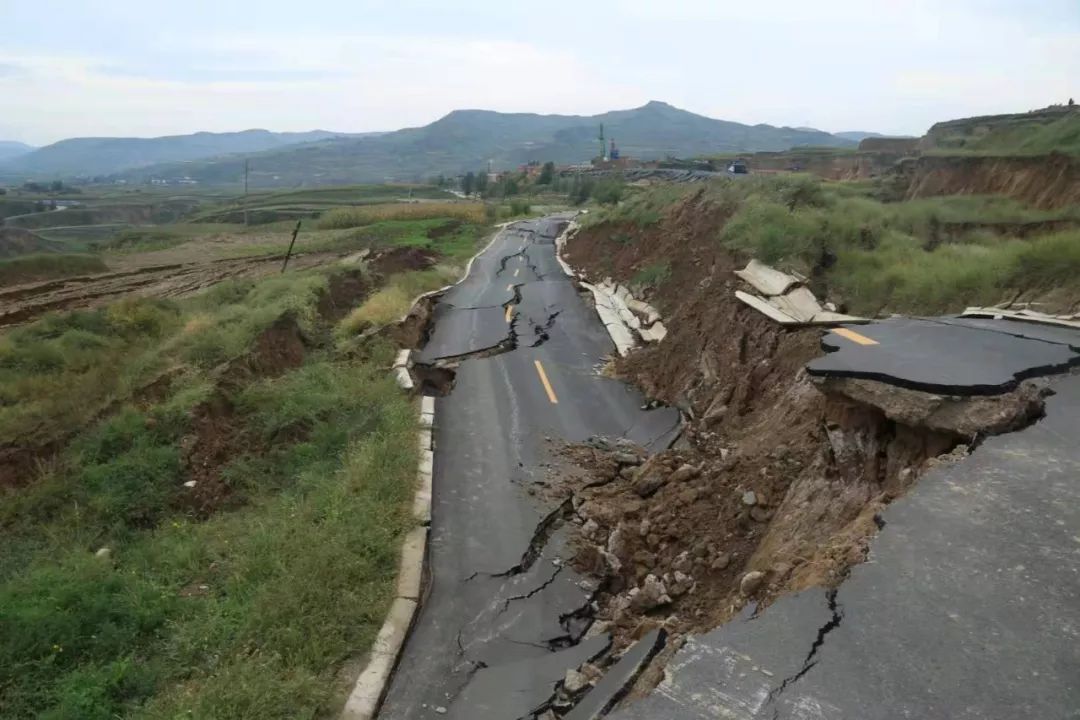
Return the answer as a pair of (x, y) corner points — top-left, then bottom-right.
(765, 589), (843, 704)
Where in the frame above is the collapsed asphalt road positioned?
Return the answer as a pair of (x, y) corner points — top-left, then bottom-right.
(379, 218), (681, 719)
(607, 316), (1080, 719)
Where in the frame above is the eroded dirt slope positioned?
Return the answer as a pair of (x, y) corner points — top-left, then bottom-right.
(554, 204), (1048, 689)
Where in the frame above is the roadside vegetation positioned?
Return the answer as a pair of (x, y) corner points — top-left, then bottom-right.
(585, 175), (1080, 315)
(0, 263), (420, 719)
(0, 179), (506, 718)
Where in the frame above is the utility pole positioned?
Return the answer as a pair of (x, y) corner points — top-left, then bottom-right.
(243, 160), (250, 227)
(281, 220), (301, 273)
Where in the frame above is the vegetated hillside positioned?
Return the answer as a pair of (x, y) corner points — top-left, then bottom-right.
(113, 102), (859, 187)
(578, 176), (1080, 317)
(921, 105), (1080, 155)
(834, 131), (887, 142)
(0, 129), (366, 178)
(0, 141), (35, 162)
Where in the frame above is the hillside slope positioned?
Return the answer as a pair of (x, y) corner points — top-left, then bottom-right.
(0, 141), (35, 162)
(0, 129), (361, 178)
(113, 102), (858, 186)
(921, 106), (1080, 156)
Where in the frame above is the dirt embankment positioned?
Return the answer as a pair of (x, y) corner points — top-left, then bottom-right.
(0, 253), (431, 491)
(556, 206), (1048, 666)
(895, 152), (1080, 209)
(740, 150), (906, 181)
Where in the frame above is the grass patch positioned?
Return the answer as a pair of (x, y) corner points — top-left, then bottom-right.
(632, 262), (672, 288)
(0, 359), (417, 719)
(316, 202), (486, 230)
(0, 269), (330, 446)
(338, 265), (461, 335)
(99, 228), (186, 253)
(0, 253), (107, 285)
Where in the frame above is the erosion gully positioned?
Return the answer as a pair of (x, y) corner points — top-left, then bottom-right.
(378, 217), (681, 719)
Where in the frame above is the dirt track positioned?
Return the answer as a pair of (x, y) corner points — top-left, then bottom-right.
(0, 252), (343, 328)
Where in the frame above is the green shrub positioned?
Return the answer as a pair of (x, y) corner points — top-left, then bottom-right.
(632, 261), (672, 288)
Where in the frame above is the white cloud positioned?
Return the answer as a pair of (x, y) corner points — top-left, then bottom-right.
(0, 37), (643, 144)
(0, 1), (1077, 143)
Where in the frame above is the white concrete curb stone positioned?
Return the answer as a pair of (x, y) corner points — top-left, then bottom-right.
(341, 393), (436, 720)
(554, 218), (667, 354)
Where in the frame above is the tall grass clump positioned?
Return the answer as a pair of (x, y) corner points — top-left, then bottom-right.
(337, 265), (460, 336)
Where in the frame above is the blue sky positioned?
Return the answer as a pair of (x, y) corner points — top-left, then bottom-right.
(2, 0), (1078, 145)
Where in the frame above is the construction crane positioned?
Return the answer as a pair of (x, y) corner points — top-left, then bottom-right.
(598, 123), (606, 161)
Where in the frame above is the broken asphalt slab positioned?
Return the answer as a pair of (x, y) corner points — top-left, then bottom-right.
(448, 634), (612, 719)
(564, 628), (666, 720)
(808, 316), (1080, 394)
(612, 372), (1080, 720)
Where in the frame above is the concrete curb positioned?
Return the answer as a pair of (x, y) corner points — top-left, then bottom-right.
(554, 220), (667, 354)
(341, 394), (436, 720)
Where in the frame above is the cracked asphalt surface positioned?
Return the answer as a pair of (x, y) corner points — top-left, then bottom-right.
(611, 320), (1080, 720)
(379, 217), (681, 719)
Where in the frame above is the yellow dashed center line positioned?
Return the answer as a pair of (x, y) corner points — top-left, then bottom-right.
(534, 360), (559, 404)
(833, 327), (879, 346)
(514, 268), (520, 277)
(504, 305), (513, 323)
(506, 283), (513, 292)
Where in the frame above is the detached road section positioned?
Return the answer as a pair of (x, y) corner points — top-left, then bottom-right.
(612, 315), (1080, 720)
(379, 218), (680, 719)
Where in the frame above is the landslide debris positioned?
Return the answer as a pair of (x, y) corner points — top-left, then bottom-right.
(553, 199), (1053, 685)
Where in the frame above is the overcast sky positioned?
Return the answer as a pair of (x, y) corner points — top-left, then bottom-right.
(2, 0), (1077, 145)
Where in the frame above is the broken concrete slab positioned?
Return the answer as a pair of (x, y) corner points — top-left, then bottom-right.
(735, 258), (800, 296)
(447, 634), (612, 719)
(394, 366), (414, 390)
(808, 317), (1080, 395)
(962, 305), (1080, 329)
(734, 260), (865, 326)
(735, 290), (799, 324)
(564, 628), (665, 720)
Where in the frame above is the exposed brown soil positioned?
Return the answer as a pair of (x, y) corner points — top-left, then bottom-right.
(555, 209), (1048, 665)
(370, 246), (437, 276)
(896, 152), (1080, 209)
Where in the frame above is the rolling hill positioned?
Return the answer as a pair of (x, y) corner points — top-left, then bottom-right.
(113, 101), (860, 187)
(0, 129), (363, 178)
(0, 141), (35, 162)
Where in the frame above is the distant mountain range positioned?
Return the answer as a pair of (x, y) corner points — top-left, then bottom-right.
(0, 141), (35, 162)
(1, 102), (870, 186)
(0, 130), (368, 178)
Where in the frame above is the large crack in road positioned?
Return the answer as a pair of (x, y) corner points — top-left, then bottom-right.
(378, 217), (683, 720)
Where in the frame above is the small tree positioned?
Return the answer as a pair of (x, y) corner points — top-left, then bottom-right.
(1070, 98), (1075, 107)
(462, 172), (475, 197)
(538, 161), (555, 185)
